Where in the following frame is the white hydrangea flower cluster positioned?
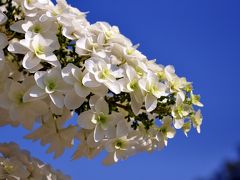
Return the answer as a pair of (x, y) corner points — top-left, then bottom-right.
(0, 0), (203, 165)
(0, 143), (70, 180)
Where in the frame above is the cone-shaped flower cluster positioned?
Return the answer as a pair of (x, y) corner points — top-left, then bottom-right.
(0, 0), (203, 165)
(0, 143), (70, 179)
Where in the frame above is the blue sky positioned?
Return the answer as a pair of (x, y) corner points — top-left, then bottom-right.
(1, 0), (240, 179)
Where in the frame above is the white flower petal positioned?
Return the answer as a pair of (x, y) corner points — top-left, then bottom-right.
(31, 100), (48, 116)
(62, 63), (76, 84)
(64, 90), (84, 110)
(78, 111), (95, 129)
(104, 81), (121, 94)
(76, 38), (89, 55)
(74, 83), (90, 97)
(22, 51), (41, 69)
(34, 71), (46, 89)
(126, 65), (137, 81)
(7, 41), (28, 54)
(145, 93), (157, 112)
(94, 124), (105, 142)
(26, 85), (46, 99)
(116, 120), (128, 138)
(49, 92), (64, 108)
(113, 151), (119, 162)
(85, 60), (96, 74)
(95, 98), (109, 114)
(82, 73), (100, 87)
(174, 119), (184, 129)
(167, 128), (176, 139)
(130, 93), (142, 115)
(91, 85), (108, 97)
(87, 131), (101, 148)
(37, 52), (58, 62)
(10, 20), (25, 33)
(138, 79), (147, 91)
(153, 83), (168, 98)
(21, 20), (33, 32)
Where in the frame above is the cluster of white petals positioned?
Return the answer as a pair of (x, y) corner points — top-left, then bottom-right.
(0, 0), (203, 165)
(0, 143), (70, 179)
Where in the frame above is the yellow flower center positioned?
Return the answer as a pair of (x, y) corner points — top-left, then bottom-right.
(47, 81), (56, 92)
(97, 114), (107, 124)
(99, 68), (110, 79)
(33, 25), (41, 33)
(35, 45), (44, 55)
(115, 140), (125, 150)
(129, 80), (138, 90)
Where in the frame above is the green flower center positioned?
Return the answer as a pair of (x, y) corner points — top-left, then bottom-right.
(47, 81), (56, 91)
(99, 68), (110, 79)
(33, 25), (41, 33)
(115, 140), (124, 150)
(97, 114), (107, 124)
(35, 45), (44, 55)
(147, 84), (158, 94)
(129, 80), (138, 90)
(135, 67), (143, 77)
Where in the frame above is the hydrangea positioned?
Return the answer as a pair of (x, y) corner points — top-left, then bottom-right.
(0, 143), (70, 180)
(0, 0), (203, 165)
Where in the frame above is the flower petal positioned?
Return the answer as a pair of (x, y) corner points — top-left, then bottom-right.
(116, 120), (128, 138)
(104, 81), (121, 94)
(85, 60), (96, 74)
(22, 51), (41, 69)
(61, 63), (76, 85)
(145, 93), (157, 112)
(78, 110), (95, 129)
(64, 90), (84, 110)
(49, 92), (64, 108)
(34, 71), (46, 89)
(74, 83), (90, 97)
(82, 73), (100, 87)
(95, 98), (109, 114)
(37, 52), (58, 62)
(130, 93), (142, 115)
(23, 86), (46, 103)
(174, 119), (184, 129)
(94, 124), (105, 142)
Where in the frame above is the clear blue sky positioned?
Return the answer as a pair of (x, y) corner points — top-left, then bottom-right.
(1, 0), (240, 179)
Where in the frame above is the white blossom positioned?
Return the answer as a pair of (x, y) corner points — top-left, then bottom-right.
(0, 0), (203, 165)
(24, 68), (69, 108)
(103, 136), (136, 165)
(139, 71), (169, 112)
(0, 78), (49, 129)
(20, 34), (60, 70)
(83, 58), (123, 94)
(0, 143), (70, 180)
(62, 63), (107, 109)
(156, 117), (176, 146)
(78, 97), (122, 142)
